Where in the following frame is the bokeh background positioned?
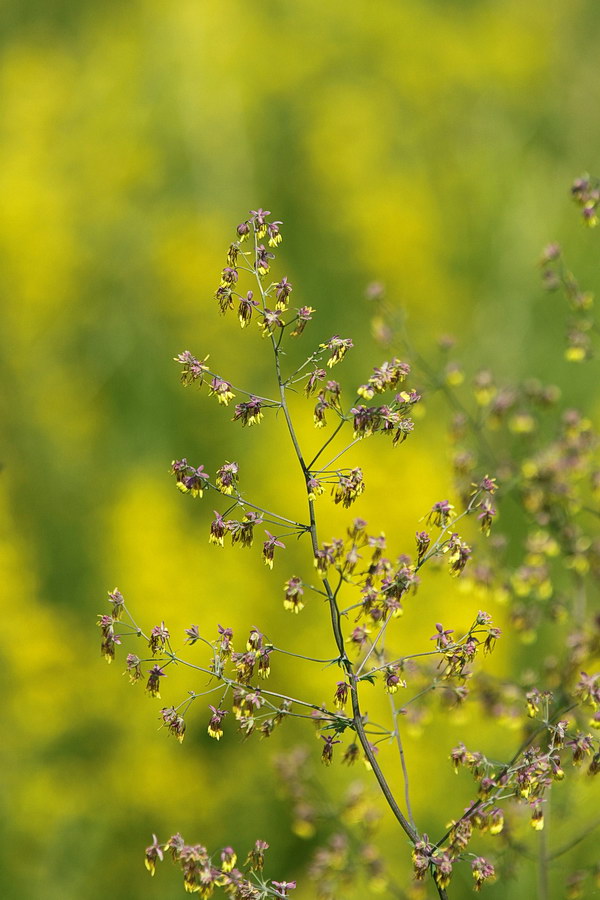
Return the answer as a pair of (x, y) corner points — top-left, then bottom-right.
(2, 0), (600, 897)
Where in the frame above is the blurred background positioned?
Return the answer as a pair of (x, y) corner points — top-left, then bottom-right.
(2, 0), (600, 897)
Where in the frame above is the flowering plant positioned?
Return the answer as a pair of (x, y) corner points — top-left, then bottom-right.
(99, 187), (600, 898)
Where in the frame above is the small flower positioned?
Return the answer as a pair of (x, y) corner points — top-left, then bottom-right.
(305, 368), (326, 396)
(233, 397), (265, 426)
(174, 351), (209, 386)
(412, 835), (433, 881)
(383, 665), (406, 693)
(321, 735), (341, 766)
(566, 732), (594, 764)
(209, 512), (228, 546)
(478, 499), (497, 536)
(258, 647), (272, 679)
(483, 626), (501, 655)
(320, 335), (354, 368)
(446, 533), (471, 576)
(246, 627), (264, 651)
(274, 277), (293, 308)
(313, 392), (330, 428)
(146, 664), (166, 698)
(215, 285), (234, 314)
(427, 500), (455, 528)
(471, 857), (495, 892)
(530, 799), (544, 830)
(433, 853), (453, 890)
(283, 577), (304, 613)
(208, 706), (228, 740)
(98, 614), (121, 663)
(238, 291), (259, 328)
(392, 417), (415, 446)
(246, 839), (269, 871)
(218, 624), (234, 657)
(237, 221), (250, 240)
(231, 511), (263, 548)
(216, 461), (239, 495)
(332, 468), (365, 508)
(184, 624), (201, 645)
(255, 244), (274, 275)
(161, 706), (186, 743)
(291, 306), (314, 337)
(107, 588), (125, 619)
(220, 847), (237, 872)
(220, 266), (238, 287)
(125, 653), (143, 683)
(333, 681), (349, 709)
(250, 208), (271, 237)
(177, 465), (210, 498)
(145, 834), (164, 876)
(149, 621), (170, 654)
(267, 221), (283, 247)
(472, 474), (498, 495)
(430, 623), (454, 650)
(208, 376), (235, 406)
(263, 531), (286, 568)
(306, 476), (324, 500)
(226, 243), (239, 266)
(342, 743), (360, 765)
(350, 404), (379, 438)
(348, 625), (371, 649)
(258, 308), (284, 336)
(415, 531), (430, 563)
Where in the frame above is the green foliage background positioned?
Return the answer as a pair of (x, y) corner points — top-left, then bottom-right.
(1, 1), (599, 897)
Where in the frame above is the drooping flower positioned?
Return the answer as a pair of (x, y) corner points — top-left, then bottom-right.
(238, 291), (259, 328)
(233, 397), (264, 426)
(274, 277), (293, 308)
(320, 335), (354, 368)
(146, 664), (166, 698)
(215, 461), (239, 495)
(283, 577), (304, 613)
(263, 532), (286, 568)
(175, 351), (209, 386)
(207, 706), (228, 740)
(161, 706), (186, 743)
(208, 376), (235, 406)
(149, 621), (170, 654)
(145, 834), (164, 876)
(291, 306), (314, 337)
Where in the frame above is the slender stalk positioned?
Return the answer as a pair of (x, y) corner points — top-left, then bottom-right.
(389, 691), (416, 830)
(538, 791), (550, 900)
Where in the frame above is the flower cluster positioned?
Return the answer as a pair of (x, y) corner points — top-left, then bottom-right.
(145, 833), (293, 898)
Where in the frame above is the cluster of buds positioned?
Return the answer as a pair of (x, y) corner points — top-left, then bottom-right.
(233, 397), (265, 427)
(332, 467), (365, 508)
(209, 511), (265, 550)
(170, 459), (210, 497)
(350, 399), (417, 445)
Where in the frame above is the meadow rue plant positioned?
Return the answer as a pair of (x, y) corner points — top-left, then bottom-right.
(99, 186), (600, 899)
